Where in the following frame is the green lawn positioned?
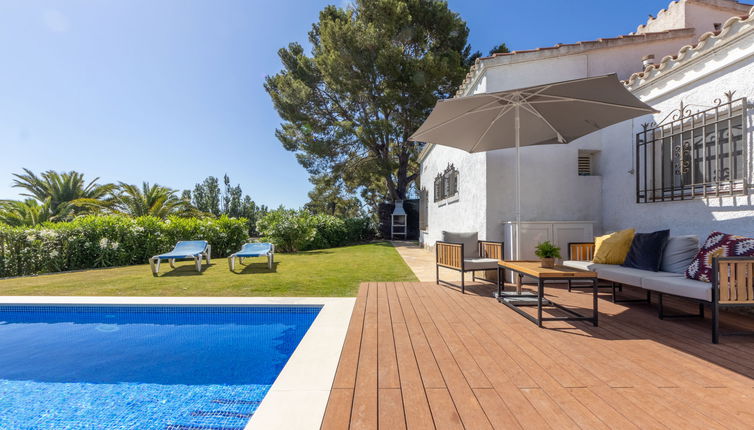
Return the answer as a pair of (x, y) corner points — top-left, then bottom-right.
(0, 242), (417, 297)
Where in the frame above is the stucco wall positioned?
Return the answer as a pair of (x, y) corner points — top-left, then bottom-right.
(419, 144), (487, 247)
(601, 31), (754, 239)
(484, 140), (604, 244)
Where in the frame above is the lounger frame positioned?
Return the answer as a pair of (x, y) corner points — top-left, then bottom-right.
(149, 243), (211, 276)
(228, 243), (275, 271)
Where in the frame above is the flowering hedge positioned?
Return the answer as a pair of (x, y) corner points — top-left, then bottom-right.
(256, 209), (375, 252)
(0, 215), (249, 278)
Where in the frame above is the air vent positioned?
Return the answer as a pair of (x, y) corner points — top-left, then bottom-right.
(578, 156), (592, 176)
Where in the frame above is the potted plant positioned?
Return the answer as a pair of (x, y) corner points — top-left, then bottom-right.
(534, 241), (561, 268)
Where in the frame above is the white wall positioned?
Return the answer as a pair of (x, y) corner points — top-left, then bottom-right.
(637, 0), (751, 38)
(601, 29), (754, 239)
(484, 141), (604, 243)
(419, 144), (487, 246)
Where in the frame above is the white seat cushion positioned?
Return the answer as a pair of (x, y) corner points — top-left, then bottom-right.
(642, 276), (712, 301)
(463, 258), (499, 270)
(598, 265), (682, 286)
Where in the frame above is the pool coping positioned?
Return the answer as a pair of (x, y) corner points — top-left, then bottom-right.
(0, 296), (356, 430)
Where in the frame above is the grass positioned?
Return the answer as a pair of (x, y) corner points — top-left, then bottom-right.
(0, 242), (417, 297)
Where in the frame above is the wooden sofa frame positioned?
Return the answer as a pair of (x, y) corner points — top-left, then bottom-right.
(568, 242), (754, 343)
(436, 240), (503, 294)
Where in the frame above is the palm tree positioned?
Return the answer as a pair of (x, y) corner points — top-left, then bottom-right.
(12, 169), (115, 219)
(0, 199), (55, 226)
(102, 182), (200, 218)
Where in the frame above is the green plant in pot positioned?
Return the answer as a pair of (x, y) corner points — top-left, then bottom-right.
(534, 241), (561, 268)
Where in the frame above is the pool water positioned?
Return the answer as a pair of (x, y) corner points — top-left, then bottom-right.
(0, 305), (321, 430)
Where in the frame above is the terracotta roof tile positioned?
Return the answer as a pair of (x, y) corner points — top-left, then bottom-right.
(624, 5), (754, 88)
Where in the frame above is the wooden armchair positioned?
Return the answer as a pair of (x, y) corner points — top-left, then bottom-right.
(712, 257), (754, 343)
(436, 240), (503, 293)
(568, 242), (595, 261)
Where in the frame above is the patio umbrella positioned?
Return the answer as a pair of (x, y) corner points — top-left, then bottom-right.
(409, 74), (657, 261)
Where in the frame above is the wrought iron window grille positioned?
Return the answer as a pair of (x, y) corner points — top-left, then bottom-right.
(635, 91), (749, 203)
(433, 164), (459, 203)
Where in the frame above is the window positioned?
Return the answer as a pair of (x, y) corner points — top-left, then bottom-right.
(419, 188), (428, 231)
(434, 164), (459, 203)
(636, 93), (748, 203)
(443, 164), (459, 198)
(433, 173), (444, 202)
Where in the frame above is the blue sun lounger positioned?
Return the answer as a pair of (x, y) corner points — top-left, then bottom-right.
(149, 240), (211, 276)
(228, 242), (274, 271)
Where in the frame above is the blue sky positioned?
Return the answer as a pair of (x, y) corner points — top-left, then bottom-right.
(0, 0), (684, 207)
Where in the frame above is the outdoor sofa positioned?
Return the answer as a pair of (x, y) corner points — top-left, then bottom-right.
(563, 236), (754, 343)
(436, 231), (502, 293)
(149, 240), (211, 276)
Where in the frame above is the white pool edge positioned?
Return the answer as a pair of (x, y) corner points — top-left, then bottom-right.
(0, 296), (356, 430)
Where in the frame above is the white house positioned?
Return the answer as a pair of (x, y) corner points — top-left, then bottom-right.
(418, 0), (754, 259)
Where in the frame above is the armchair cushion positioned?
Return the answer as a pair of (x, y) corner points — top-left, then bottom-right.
(660, 235), (699, 274)
(442, 231), (478, 258)
(462, 258), (499, 270)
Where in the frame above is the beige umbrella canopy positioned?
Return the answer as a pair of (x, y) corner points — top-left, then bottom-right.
(409, 74), (657, 258)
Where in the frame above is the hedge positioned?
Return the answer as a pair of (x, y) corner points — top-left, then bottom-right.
(0, 215), (249, 278)
(256, 210), (375, 252)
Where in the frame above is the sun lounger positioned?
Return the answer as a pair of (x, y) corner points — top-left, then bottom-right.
(228, 242), (274, 271)
(149, 240), (210, 275)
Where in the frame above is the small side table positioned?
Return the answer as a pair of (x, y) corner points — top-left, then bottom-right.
(497, 260), (599, 327)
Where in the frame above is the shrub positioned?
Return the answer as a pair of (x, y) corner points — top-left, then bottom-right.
(0, 215), (249, 278)
(256, 209), (316, 252)
(256, 210), (375, 252)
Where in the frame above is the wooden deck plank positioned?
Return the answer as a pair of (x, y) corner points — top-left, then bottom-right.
(350, 283), (378, 430)
(392, 321), (434, 430)
(425, 388), (463, 430)
(404, 284), (493, 429)
(378, 388), (406, 430)
(430, 284), (609, 430)
(332, 284), (368, 389)
(396, 283), (446, 389)
(322, 281), (754, 430)
(321, 388), (354, 430)
(471, 388), (522, 430)
(377, 283), (400, 389)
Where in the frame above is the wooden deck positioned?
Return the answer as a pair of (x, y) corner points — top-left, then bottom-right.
(321, 281), (754, 429)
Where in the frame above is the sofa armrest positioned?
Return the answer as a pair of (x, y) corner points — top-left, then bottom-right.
(714, 257), (754, 304)
(436, 241), (463, 270)
(479, 241), (503, 260)
(568, 242), (595, 261)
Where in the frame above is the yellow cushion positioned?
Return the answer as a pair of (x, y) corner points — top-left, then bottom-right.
(592, 229), (635, 264)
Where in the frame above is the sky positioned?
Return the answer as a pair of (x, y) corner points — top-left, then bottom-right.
(0, 0), (688, 208)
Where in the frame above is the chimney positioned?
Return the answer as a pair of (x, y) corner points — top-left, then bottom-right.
(642, 54), (655, 68)
(713, 22), (722, 31)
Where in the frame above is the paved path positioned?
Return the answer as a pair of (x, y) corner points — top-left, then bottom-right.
(391, 240), (469, 284)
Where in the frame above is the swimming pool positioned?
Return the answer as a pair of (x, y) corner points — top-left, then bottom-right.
(0, 304), (321, 430)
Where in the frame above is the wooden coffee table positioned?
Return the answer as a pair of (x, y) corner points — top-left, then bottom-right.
(497, 260), (599, 327)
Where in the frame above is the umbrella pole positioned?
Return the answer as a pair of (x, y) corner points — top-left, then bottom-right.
(515, 102), (521, 294)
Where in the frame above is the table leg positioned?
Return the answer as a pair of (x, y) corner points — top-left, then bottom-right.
(497, 267), (503, 298)
(517, 273), (523, 295)
(537, 278), (544, 327)
(593, 277), (599, 327)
